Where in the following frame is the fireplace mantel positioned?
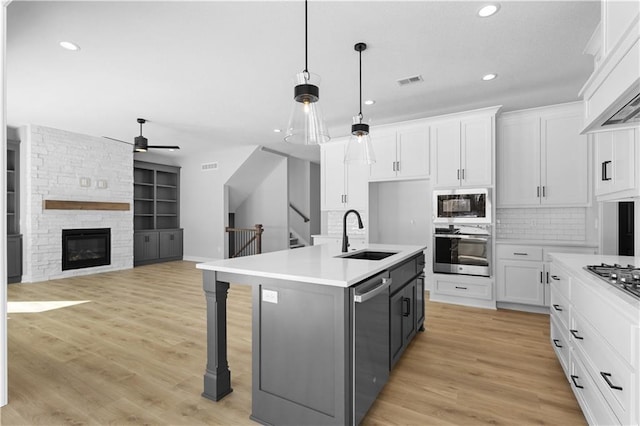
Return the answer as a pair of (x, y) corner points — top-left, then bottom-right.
(43, 200), (130, 211)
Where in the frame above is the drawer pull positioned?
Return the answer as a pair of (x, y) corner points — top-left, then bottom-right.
(455, 286), (467, 290)
(552, 304), (563, 312)
(600, 372), (623, 391)
(570, 375), (584, 389)
(513, 252), (528, 256)
(552, 339), (563, 348)
(570, 329), (584, 340)
(551, 275), (560, 280)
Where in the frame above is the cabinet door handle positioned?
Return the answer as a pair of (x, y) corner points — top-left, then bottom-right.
(570, 375), (584, 389)
(461, 169), (465, 180)
(570, 329), (584, 340)
(546, 271), (549, 284)
(457, 169), (460, 180)
(540, 271), (543, 283)
(537, 186), (540, 197)
(396, 161), (400, 172)
(542, 186), (546, 197)
(170, 234), (174, 241)
(552, 339), (563, 348)
(551, 275), (560, 281)
(602, 160), (612, 181)
(600, 372), (623, 391)
(513, 252), (528, 256)
(552, 304), (563, 312)
(402, 297), (411, 317)
(344, 194), (348, 204)
(392, 162), (396, 172)
(455, 286), (467, 290)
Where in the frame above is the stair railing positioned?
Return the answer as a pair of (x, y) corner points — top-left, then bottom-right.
(226, 224), (264, 258)
(289, 203), (309, 223)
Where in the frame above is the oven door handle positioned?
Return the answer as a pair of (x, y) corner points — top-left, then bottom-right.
(434, 234), (489, 241)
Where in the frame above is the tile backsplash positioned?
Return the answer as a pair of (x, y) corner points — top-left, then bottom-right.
(496, 208), (586, 241)
(327, 211), (367, 236)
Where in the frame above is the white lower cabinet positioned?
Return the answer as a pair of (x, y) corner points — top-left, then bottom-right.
(496, 244), (596, 309)
(430, 274), (494, 309)
(549, 259), (639, 426)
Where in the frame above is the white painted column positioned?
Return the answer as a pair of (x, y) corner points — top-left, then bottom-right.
(0, 0), (11, 408)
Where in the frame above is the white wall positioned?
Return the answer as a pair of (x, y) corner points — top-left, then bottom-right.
(179, 144), (256, 261)
(288, 157), (311, 245)
(369, 180), (430, 246)
(1, 1), (8, 406)
(235, 157), (288, 253)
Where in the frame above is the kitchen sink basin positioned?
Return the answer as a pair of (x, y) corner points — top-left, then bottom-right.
(338, 250), (398, 260)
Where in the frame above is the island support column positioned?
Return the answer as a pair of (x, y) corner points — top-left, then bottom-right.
(202, 271), (233, 401)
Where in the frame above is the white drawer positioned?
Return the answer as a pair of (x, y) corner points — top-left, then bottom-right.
(572, 311), (635, 425)
(434, 279), (492, 300)
(549, 285), (570, 329)
(572, 279), (636, 366)
(496, 245), (543, 261)
(550, 316), (570, 378)
(548, 263), (571, 301)
(571, 351), (621, 426)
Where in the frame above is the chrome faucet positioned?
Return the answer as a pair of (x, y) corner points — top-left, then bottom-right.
(342, 209), (364, 252)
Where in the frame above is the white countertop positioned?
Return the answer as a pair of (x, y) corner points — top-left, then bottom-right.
(549, 253), (640, 311)
(196, 244), (426, 288)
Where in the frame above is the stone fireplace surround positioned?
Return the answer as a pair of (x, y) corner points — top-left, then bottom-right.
(19, 124), (134, 282)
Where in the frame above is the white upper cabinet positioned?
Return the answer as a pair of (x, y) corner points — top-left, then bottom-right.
(369, 123), (430, 181)
(497, 102), (590, 207)
(594, 127), (638, 201)
(431, 109), (496, 188)
(321, 138), (368, 210)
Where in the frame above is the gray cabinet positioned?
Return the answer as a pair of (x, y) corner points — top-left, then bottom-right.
(7, 140), (22, 283)
(133, 160), (182, 266)
(7, 235), (22, 284)
(159, 229), (183, 259)
(389, 254), (425, 368)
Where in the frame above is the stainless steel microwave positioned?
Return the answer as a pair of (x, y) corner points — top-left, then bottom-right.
(433, 188), (491, 224)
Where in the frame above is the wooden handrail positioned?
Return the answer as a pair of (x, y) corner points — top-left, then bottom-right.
(289, 203), (309, 223)
(226, 224), (263, 258)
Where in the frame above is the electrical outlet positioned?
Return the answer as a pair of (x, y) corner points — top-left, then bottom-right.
(262, 289), (278, 304)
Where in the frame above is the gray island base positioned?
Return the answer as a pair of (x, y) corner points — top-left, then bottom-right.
(197, 244), (426, 425)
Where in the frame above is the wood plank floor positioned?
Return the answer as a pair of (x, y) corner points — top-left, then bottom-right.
(1, 261), (586, 425)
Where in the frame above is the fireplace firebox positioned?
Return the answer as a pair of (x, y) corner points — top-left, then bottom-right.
(62, 228), (111, 271)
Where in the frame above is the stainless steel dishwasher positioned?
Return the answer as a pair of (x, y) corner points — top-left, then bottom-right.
(351, 272), (391, 425)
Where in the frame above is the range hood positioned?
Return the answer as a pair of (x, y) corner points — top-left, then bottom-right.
(602, 90), (640, 127)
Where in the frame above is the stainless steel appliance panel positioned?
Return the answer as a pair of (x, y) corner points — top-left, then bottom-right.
(433, 226), (491, 277)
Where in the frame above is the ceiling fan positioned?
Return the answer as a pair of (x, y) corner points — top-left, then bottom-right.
(104, 118), (180, 152)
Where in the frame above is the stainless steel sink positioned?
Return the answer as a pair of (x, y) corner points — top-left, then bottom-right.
(338, 251), (398, 261)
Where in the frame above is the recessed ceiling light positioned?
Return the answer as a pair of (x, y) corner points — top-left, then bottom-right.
(482, 73), (497, 81)
(364, 100), (376, 106)
(59, 41), (80, 51)
(478, 4), (500, 18)
(273, 128), (282, 133)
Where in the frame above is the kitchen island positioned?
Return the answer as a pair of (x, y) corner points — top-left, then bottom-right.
(196, 243), (426, 425)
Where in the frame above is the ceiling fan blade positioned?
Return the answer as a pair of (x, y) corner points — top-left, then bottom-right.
(103, 136), (132, 145)
(147, 145), (181, 150)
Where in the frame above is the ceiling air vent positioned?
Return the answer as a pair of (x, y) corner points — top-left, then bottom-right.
(397, 75), (424, 86)
(201, 162), (218, 171)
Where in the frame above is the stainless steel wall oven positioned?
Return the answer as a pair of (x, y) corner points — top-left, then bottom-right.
(433, 225), (491, 277)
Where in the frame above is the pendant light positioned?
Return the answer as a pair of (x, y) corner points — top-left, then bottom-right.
(284, 0), (330, 145)
(344, 42), (375, 164)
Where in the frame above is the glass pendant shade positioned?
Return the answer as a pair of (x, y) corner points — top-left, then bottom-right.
(285, 72), (330, 145)
(344, 116), (376, 164)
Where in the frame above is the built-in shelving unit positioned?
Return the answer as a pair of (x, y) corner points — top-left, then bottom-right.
(133, 160), (183, 266)
(7, 140), (22, 283)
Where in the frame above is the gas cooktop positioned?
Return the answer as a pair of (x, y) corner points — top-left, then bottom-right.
(585, 263), (640, 300)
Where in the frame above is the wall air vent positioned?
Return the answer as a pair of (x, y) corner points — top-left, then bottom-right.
(397, 75), (424, 86)
(201, 162), (218, 171)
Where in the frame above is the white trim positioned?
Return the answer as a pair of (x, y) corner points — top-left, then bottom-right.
(1, 0), (11, 408)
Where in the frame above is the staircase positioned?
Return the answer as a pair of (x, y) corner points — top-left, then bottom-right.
(289, 232), (305, 249)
